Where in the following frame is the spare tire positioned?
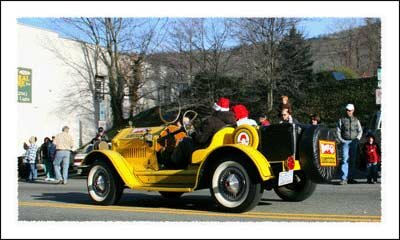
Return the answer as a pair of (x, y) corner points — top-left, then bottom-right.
(298, 125), (338, 183)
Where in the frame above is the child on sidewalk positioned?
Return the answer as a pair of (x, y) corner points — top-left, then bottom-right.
(363, 134), (381, 184)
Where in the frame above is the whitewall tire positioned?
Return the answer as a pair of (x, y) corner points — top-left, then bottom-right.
(210, 159), (262, 212)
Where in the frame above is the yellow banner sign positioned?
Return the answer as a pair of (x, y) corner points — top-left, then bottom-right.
(319, 140), (337, 167)
(18, 67), (32, 103)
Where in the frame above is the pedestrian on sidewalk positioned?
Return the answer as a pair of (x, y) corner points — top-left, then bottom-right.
(363, 134), (381, 184)
(24, 136), (39, 182)
(40, 137), (54, 181)
(53, 126), (74, 184)
(336, 103), (363, 185)
(48, 137), (57, 180)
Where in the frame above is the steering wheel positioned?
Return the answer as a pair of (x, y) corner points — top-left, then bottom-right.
(182, 110), (199, 133)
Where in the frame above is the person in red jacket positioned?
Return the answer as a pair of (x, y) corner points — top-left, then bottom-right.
(259, 115), (271, 126)
(363, 134), (381, 184)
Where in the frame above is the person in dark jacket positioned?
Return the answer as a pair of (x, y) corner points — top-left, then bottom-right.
(91, 127), (109, 150)
(40, 137), (54, 181)
(193, 97), (236, 146)
(310, 114), (321, 125)
(91, 127), (109, 144)
(336, 103), (363, 185)
(166, 97), (236, 169)
(279, 108), (299, 124)
(48, 138), (57, 164)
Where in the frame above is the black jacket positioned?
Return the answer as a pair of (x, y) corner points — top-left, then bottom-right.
(194, 111), (237, 147)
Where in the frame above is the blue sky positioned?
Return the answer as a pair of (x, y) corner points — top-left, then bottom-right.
(17, 17), (366, 40)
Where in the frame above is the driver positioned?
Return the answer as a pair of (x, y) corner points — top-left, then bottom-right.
(91, 127), (109, 149)
(166, 97), (237, 169)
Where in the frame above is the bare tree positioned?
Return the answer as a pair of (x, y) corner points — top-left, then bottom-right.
(122, 18), (168, 116)
(49, 17), (165, 127)
(359, 18), (381, 76)
(330, 19), (361, 72)
(156, 18), (237, 110)
(317, 18), (381, 77)
(235, 18), (297, 112)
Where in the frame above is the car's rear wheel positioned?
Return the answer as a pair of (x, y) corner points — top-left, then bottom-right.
(210, 159), (262, 213)
(159, 192), (184, 199)
(87, 161), (123, 205)
(273, 170), (316, 201)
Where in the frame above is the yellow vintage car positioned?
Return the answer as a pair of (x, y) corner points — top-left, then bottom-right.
(83, 108), (338, 213)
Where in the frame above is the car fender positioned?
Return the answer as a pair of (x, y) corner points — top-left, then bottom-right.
(194, 144), (275, 189)
(82, 150), (142, 189)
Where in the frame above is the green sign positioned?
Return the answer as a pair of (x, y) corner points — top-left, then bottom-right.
(18, 68), (32, 103)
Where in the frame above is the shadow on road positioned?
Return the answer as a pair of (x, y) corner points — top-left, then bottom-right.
(31, 192), (92, 204)
(29, 191), (272, 213)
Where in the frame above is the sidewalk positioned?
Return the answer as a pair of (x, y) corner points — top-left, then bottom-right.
(328, 168), (381, 185)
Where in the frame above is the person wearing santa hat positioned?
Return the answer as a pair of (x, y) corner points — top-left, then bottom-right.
(166, 97), (236, 169)
(194, 97), (237, 146)
(232, 104), (258, 127)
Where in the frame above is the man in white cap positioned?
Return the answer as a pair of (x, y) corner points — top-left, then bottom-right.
(336, 103), (363, 185)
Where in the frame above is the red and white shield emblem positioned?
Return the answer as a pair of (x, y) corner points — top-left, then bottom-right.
(237, 132), (250, 145)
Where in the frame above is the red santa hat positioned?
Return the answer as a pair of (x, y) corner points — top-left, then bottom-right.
(213, 97), (230, 112)
(232, 104), (249, 120)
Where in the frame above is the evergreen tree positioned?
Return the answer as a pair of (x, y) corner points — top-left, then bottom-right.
(180, 71), (241, 116)
(277, 26), (314, 107)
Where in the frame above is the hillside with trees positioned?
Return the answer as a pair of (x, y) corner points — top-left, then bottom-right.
(50, 17), (381, 129)
(145, 18), (380, 127)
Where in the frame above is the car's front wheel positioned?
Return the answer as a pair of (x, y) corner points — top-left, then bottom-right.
(210, 159), (262, 213)
(273, 170), (316, 201)
(87, 161), (123, 205)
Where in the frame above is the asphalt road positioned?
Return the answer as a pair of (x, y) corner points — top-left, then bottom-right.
(17, 176), (381, 222)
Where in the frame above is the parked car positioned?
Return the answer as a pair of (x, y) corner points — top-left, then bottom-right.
(82, 107), (339, 213)
(72, 141), (111, 175)
(70, 143), (93, 175)
(362, 110), (381, 146)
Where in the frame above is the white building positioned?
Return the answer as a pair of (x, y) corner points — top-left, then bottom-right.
(16, 23), (180, 156)
(17, 23), (111, 155)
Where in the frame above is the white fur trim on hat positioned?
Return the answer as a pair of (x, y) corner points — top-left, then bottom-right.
(213, 102), (229, 112)
(213, 102), (221, 111)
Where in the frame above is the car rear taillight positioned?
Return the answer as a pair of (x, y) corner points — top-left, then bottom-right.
(285, 155), (295, 170)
